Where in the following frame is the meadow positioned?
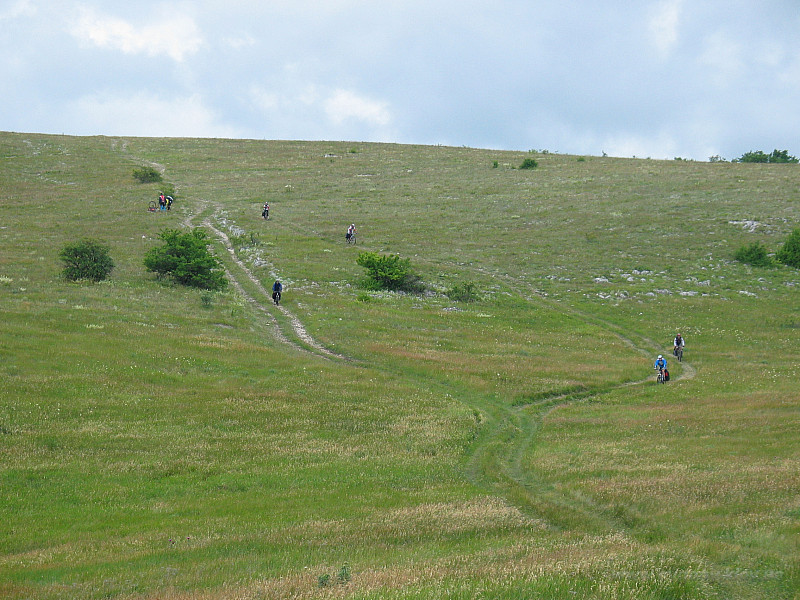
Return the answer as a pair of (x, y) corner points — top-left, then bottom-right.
(0, 132), (798, 599)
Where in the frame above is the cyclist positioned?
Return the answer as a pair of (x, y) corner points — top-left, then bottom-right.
(346, 223), (356, 243)
(654, 354), (668, 381)
(673, 333), (685, 357)
(272, 280), (282, 305)
(262, 202), (270, 220)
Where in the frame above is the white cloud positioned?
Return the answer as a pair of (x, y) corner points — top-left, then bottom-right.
(602, 131), (679, 160)
(648, 0), (683, 56)
(222, 33), (257, 50)
(0, 0), (36, 21)
(324, 89), (391, 127)
(697, 31), (745, 88)
(70, 7), (202, 62)
(67, 92), (239, 138)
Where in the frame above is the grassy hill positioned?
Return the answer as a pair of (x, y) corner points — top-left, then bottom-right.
(1, 132), (798, 599)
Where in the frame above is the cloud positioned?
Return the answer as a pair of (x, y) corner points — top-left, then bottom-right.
(697, 31), (745, 88)
(222, 33), (257, 50)
(648, 0), (683, 56)
(70, 7), (202, 62)
(601, 130), (679, 160)
(0, 0), (36, 21)
(66, 92), (240, 138)
(324, 89), (391, 127)
(246, 82), (394, 141)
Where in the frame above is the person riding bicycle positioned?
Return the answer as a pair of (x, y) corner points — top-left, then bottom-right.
(654, 354), (668, 376)
(262, 202), (270, 220)
(346, 223), (356, 242)
(272, 280), (282, 305)
(673, 333), (685, 356)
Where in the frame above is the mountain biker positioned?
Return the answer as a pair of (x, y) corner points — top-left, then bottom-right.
(673, 333), (685, 356)
(272, 280), (282, 305)
(262, 202), (269, 220)
(346, 223), (356, 243)
(654, 354), (668, 379)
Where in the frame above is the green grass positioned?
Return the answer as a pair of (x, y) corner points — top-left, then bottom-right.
(1, 133), (798, 599)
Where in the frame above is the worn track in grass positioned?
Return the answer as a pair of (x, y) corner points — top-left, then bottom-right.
(460, 265), (697, 534)
(185, 204), (349, 362)
(195, 204), (696, 534)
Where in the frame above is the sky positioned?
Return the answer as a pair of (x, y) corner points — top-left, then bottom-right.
(2, 0), (800, 161)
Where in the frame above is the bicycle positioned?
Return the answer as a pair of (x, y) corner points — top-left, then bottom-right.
(674, 345), (683, 362)
(272, 290), (281, 305)
(346, 232), (356, 244)
(656, 368), (667, 384)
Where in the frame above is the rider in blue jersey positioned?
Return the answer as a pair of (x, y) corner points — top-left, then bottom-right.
(654, 354), (668, 374)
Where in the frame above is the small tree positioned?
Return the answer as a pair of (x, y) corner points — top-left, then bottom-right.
(733, 242), (772, 267)
(776, 228), (800, 268)
(356, 251), (423, 292)
(519, 158), (538, 170)
(144, 228), (227, 290)
(133, 166), (163, 183)
(59, 239), (114, 282)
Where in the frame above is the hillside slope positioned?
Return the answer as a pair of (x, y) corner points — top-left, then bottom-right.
(1, 132), (798, 599)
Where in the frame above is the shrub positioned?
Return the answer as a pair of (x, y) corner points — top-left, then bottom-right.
(59, 239), (114, 281)
(733, 242), (773, 267)
(132, 166), (162, 183)
(356, 251), (423, 292)
(200, 291), (214, 308)
(144, 228), (227, 290)
(519, 158), (538, 170)
(735, 149), (799, 164)
(337, 563), (351, 585)
(776, 228), (800, 268)
(446, 281), (480, 302)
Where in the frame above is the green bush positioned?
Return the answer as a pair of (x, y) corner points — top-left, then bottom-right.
(59, 239), (114, 281)
(446, 281), (480, 302)
(144, 228), (227, 290)
(132, 166), (162, 183)
(356, 251), (423, 292)
(519, 158), (538, 170)
(735, 149), (799, 164)
(337, 563), (351, 585)
(733, 241), (773, 267)
(776, 228), (800, 268)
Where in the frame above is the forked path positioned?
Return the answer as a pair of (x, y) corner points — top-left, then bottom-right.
(194, 206), (695, 530)
(461, 267), (698, 532)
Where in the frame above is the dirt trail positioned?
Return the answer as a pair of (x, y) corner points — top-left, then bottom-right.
(191, 204), (696, 529)
(202, 217), (347, 361)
